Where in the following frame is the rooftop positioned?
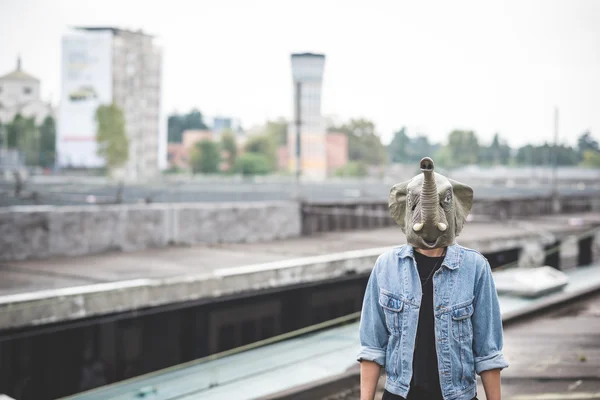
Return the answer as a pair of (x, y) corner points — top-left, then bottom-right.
(73, 26), (154, 37)
(0, 57), (39, 82)
(291, 52), (326, 58)
(64, 262), (600, 400)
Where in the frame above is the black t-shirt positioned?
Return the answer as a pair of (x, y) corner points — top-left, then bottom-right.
(410, 250), (445, 398)
(382, 250), (445, 400)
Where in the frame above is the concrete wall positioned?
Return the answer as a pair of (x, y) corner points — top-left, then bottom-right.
(0, 201), (301, 261)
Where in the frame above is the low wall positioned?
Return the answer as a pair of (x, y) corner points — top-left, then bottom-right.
(0, 202), (301, 261)
(301, 194), (600, 235)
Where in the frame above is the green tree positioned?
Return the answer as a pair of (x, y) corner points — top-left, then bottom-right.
(438, 130), (479, 167)
(185, 109), (209, 131)
(479, 133), (512, 165)
(410, 135), (433, 162)
(39, 115), (56, 168)
(6, 114), (39, 165)
(234, 152), (271, 176)
(581, 149), (600, 167)
(96, 104), (128, 170)
(331, 118), (386, 165)
(220, 129), (238, 170)
(515, 143), (578, 166)
(167, 114), (185, 143)
(577, 131), (599, 157)
(244, 134), (276, 170)
(334, 161), (368, 177)
(168, 108), (209, 143)
(190, 139), (220, 174)
(264, 118), (288, 146)
(388, 127), (409, 163)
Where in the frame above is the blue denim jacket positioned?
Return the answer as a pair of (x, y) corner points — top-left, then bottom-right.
(357, 244), (509, 400)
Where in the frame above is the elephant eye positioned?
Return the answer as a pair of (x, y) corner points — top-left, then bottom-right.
(443, 191), (452, 204)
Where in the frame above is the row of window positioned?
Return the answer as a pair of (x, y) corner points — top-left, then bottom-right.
(0, 86), (32, 95)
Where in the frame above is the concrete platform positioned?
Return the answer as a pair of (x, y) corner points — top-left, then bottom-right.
(63, 263), (600, 400)
(1, 212), (599, 330)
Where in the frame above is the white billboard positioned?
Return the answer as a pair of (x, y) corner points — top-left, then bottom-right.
(57, 30), (113, 167)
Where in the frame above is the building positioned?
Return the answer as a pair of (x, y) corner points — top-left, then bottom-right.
(58, 27), (162, 179)
(277, 131), (348, 177)
(166, 129), (213, 170)
(212, 116), (242, 135)
(0, 57), (54, 126)
(326, 131), (349, 175)
(287, 53), (327, 181)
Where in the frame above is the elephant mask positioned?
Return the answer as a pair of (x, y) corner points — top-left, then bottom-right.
(389, 157), (473, 249)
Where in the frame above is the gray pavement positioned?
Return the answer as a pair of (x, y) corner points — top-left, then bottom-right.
(485, 291), (600, 400)
(1, 212), (599, 298)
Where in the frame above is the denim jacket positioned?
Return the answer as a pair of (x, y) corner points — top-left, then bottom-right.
(357, 244), (509, 400)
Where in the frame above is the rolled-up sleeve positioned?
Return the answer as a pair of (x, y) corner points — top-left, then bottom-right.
(357, 258), (388, 367)
(472, 257), (509, 375)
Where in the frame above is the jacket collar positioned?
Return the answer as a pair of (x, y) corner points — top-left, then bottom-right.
(396, 243), (461, 270)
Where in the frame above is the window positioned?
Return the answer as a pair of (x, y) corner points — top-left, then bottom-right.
(23, 87), (32, 95)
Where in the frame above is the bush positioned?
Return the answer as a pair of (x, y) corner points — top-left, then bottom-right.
(190, 140), (220, 174)
(234, 153), (272, 176)
(335, 161), (368, 177)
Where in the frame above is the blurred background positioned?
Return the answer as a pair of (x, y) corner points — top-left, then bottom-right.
(1, 1), (600, 399)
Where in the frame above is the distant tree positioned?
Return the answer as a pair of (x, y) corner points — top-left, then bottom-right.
(581, 149), (600, 167)
(515, 143), (578, 166)
(96, 104), (128, 170)
(168, 108), (209, 143)
(6, 113), (39, 165)
(554, 144), (579, 165)
(167, 114), (185, 143)
(334, 161), (368, 177)
(479, 133), (512, 165)
(410, 135), (433, 162)
(39, 116), (56, 168)
(220, 129), (238, 170)
(234, 152), (271, 176)
(190, 139), (220, 174)
(264, 118), (288, 146)
(332, 118), (386, 165)
(244, 134), (276, 170)
(185, 109), (209, 131)
(388, 127), (409, 163)
(436, 130), (479, 167)
(577, 131), (599, 157)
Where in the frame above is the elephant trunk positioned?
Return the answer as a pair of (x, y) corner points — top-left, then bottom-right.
(419, 157), (438, 226)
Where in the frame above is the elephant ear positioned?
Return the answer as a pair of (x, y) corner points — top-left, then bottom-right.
(449, 178), (473, 236)
(388, 181), (409, 233)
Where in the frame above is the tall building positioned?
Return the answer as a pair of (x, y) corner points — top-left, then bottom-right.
(212, 116), (242, 135)
(0, 57), (54, 125)
(58, 27), (162, 179)
(288, 53), (327, 181)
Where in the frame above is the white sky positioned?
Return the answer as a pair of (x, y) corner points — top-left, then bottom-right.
(1, 0), (599, 147)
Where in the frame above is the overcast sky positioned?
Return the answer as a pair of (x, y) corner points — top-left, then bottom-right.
(1, 0), (599, 147)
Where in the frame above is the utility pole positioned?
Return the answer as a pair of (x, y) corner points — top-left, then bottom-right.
(551, 106), (561, 213)
(294, 81), (302, 182)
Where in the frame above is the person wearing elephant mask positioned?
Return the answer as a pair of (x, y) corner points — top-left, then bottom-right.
(357, 157), (508, 400)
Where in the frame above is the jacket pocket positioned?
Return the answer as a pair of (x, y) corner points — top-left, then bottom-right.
(451, 301), (474, 342)
(379, 290), (404, 336)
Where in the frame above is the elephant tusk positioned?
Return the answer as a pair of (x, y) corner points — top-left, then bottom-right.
(437, 222), (447, 231)
(413, 222), (424, 232)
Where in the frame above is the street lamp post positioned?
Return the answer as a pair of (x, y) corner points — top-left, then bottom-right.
(294, 81), (302, 182)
